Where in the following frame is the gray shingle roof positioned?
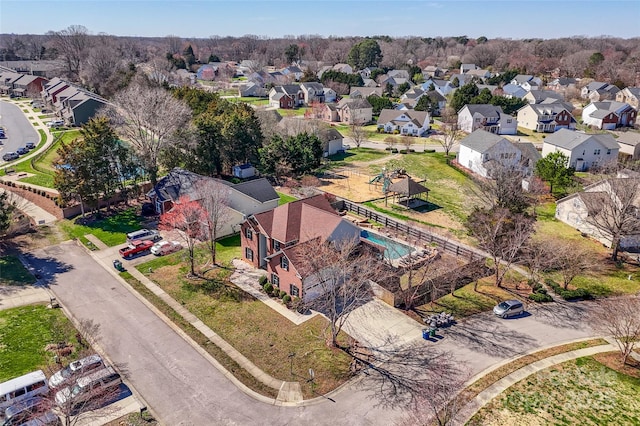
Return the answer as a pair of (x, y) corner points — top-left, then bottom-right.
(544, 129), (619, 150)
(462, 104), (504, 117)
(459, 129), (510, 153)
(233, 178), (279, 203)
(377, 109), (429, 126)
(616, 132), (640, 147)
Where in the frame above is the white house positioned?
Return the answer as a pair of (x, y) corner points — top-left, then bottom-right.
(457, 104), (517, 135)
(616, 132), (640, 160)
(457, 130), (531, 178)
(376, 109), (431, 136)
(510, 75), (543, 90)
(542, 129), (619, 171)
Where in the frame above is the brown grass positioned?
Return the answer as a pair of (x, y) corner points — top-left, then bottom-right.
(592, 351), (640, 378)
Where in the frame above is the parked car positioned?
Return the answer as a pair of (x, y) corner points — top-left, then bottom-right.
(48, 354), (104, 389)
(16, 147), (28, 155)
(493, 300), (525, 318)
(47, 120), (64, 128)
(125, 229), (161, 243)
(54, 366), (121, 408)
(0, 129), (6, 139)
(151, 241), (182, 256)
(119, 239), (154, 259)
(2, 152), (19, 161)
(2, 396), (59, 426)
(25, 141), (36, 150)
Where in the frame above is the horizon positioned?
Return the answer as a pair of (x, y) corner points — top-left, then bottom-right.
(1, 0), (639, 40)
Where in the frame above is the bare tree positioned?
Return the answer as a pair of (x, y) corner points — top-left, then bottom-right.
(551, 240), (594, 289)
(159, 196), (206, 276)
(400, 135), (412, 152)
(296, 236), (386, 347)
(47, 25), (90, 80)
(199, 181), (231, 266)
(590, 297), (640, 364)
(580, 175), (640, 261)
(521, 237), (557, 285)
(350, 120), (367, 148)
(384, 135), (396, 151)
(104, 82), (191, 185)
(438, 108), (462, 157)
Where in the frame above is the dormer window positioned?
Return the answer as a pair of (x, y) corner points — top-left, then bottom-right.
(273, 240), (281, 251)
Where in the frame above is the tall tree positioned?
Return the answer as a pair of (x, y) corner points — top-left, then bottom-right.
(199, 181), (231, 266)
(105, 82), (191, 185)
(259, 133), (323, 177)
(535, 151), (575, 195)
(590, 297), (640, 365)
(159, 196), (206, 276)
(347, 39), (383, 69)
(284, 44), (300, 63)
(0, 191), (14, 235)
(46, 25), (90, 80)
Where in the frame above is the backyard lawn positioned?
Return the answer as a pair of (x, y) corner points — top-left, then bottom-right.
(328, 147), (390, 164)
(135, 235), (353, 398)
(0, 255), (36, 285)
(277, 191), (297, 205)
(0, 305), (80, 381)
(469, 356), (640, 425)
(58, 207), (145, 247)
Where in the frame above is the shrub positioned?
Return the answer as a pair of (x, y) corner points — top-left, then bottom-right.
(258, 275), (268, 286)
(409, 148), (416, 153)
(529, 292), (553, 303)
(424, 149), (436, 153)
(282, 294), (291, 304)
(391, 148), (398, 153)
(279, 290), (286, 299)
(263, 282), (273, 294)
(545, 278), (593, 300)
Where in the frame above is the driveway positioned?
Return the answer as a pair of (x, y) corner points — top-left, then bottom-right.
(0, 100), (39, 158)
(25, 242), (402, 425)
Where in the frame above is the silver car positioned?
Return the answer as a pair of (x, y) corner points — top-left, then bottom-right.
(493, 300), (524, 318)
(48, 354), (104, 388)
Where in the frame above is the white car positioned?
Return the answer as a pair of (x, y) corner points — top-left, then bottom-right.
(48, 354), (104, 388)
(47, 120), (64, 128)
(55, 366), (121, 407)
(151, 240), (182, 256)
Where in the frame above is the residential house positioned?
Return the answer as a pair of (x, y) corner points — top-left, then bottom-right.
(8, 74), (48, 97)
(421, 79), (455, 96)
(510, 75), (543, 91)
(449, 73), (472, 87)
(247, 70), (278, 86)
(523, 90), (564, 104)
(476, 84), (500, 95)
(616, 132), (640, 160)
(517, 103), (576, 133)
(269, 85), (304, 109)
(239, 82), (267, 97)
(581, 81), (620, 101)
(582, 101), (637, 129)
(457, 130), (535, 178)
(547, 77), (578, 92)
(616, 87), (640, 109)
(362, 78), (378, 87)
(322, 87), (337, 103)
(277, 117), (345, 155)
(387, 69), (410, 80)
(60, 90), (108, 126)
(460, 64), (478, 74)
(240, 194), (361, 301)
(332, 63), (353, 74)
(41, 77), (71, 105)
(423, 66), (444, 78)
(466, 69), (492, 81)
(282, 65), (304, 81)
(147, 168), (279, 236)
(376, 109), (431, 136)
(350, 86), (384, 98)
(501, 83), (528, 99)
(379, 76), (408, 89)
(316, 65), (332, 79)
(312, 103), (339, 122)
(336, 98), (373, 124)
(300, 82), (325, 104)
(555, 177), (640, 249)
(542, 129), (619, 171)
(0, 71), (24, 95)
(358, 67), (374, 79)
(457, 104), (517, 135)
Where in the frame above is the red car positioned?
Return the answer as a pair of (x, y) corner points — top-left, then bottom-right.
(119, 239), (154, 259)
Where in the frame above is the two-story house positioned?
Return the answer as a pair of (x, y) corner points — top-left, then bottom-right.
(376, 109), (431, 136)
(510, 75), (543, 91)
(582, 101), (637, 129)
(581, 81), (620, 101)
(517, 103), (576, 133)
(457, 104), (518, 135)
(542, 129), (619, 171)
(616, 87), (640, 109)
(299, 82), (325, 105)
(336, 98), (373, 124)
(269, 85), (304, 109)
(240, 194), (360, 301)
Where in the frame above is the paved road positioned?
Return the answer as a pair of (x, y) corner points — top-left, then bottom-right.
(0, 100), (39, 159)
(27, 242), (400, 425)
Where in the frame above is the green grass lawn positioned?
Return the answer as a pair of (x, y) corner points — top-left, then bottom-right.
(277, 107), (309, 117)
(0, 255), (36, 285)
(277, 191), (297, 205)
(58, 207), (144, 247)
(0, 305), (80, 381)
(470, 356), (640, 425)
(328, 147), (390, 164)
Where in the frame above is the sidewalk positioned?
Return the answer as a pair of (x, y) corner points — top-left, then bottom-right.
(88, 245), (305, 404)
(454, 342), (616, 425)
(0, 187), (57, 224)
(0, 285), (50, 310)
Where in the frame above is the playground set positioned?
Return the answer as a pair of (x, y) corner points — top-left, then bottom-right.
(368, 167), (409, 194)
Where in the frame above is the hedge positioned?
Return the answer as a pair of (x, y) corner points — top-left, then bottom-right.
(545, 278), (593, 300)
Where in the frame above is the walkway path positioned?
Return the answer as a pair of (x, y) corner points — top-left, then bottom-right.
(88, 246), (305, 404)
(454, 342), (616, 425)
(0, 285), (50, 310)
(0, 187), (57, 224)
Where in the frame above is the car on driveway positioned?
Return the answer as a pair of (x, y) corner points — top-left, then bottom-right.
(47, 119), (64, 128)
(49, 354), (104, 389)
(55, 366), (121, 408)
(119, 239), (154, 259)
(151, 241), (182, 256)
(493, 300), (525, 318)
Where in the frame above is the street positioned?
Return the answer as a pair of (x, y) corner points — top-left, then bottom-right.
(0, 100), (39, 159)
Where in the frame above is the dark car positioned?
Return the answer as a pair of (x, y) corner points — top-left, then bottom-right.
(25, 141), (36, 150)
(2, 152), (19, 161)
(16, 147), (29, 155)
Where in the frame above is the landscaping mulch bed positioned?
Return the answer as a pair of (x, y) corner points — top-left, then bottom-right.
(1, 183), (62, 219)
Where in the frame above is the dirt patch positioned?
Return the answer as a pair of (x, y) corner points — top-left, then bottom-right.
(593, 351), (640, 378)
(0, 183), (62, 219)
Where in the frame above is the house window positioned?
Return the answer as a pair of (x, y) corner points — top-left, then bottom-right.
(271, 273), (280, 288)
(507, 119), (512, 124)
(606, 149), (611, 155)
(273, 240), (281, 251)
(594, 149), (601, 155)
(280, 256), (289, 270)
(290, 284), (299, 297)
(245, 227), (253, 240)
(475, 118), (481, 122)
(245, 247), (254, 261)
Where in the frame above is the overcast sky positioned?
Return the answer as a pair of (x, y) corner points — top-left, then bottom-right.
(1, 0), (639, 39)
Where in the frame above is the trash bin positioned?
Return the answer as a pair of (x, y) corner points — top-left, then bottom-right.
(429, 327), (437, 337)
(422, 329), (429, 340)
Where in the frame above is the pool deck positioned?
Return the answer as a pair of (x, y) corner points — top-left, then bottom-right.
(360, 228), (433, 268)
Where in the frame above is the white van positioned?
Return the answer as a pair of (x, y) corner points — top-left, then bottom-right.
(0, 371), (49, 416)
(126, 229), (160, 243)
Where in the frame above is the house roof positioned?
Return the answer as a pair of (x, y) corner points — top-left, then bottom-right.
(387, 177), (429, 196)
(616, 132), (640, 147)
(377, 109), (429, 126)
(512, 74), (534, 84)
(459, 129), (510, 153)
(527, 90), (564, 103)
(300, 82), (324, 91)
(590, 101), (631, 113)
(461, 104), (504, 117)
(252, 194), (339, 244)
(544, 129), (619, 150)
(522, 103), (573, 117)
(349, 86), (383, 98)
(586, 81), (609, 91)
(624, 87), (640, 98)
(515, 142), (542, 163)
(276, 117), (343, 142)
(233, 178), (279, 203)
(337, 98), (372, 109)
(426, 90), (445, 101)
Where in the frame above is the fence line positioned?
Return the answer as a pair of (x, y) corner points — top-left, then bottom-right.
(340, 199), (482, 261)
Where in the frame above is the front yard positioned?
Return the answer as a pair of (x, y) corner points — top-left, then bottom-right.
(134, 236), (353, 398)
(0, 255), (36, 285)
(58, 207), (146, 247)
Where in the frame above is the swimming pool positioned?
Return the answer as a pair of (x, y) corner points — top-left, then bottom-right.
(360, 230), (413, 260)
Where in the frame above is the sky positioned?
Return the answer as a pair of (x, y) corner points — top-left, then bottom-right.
(1, 0), (639, 39)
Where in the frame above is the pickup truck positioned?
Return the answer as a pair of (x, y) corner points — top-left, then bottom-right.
(119, 239), (154, 259)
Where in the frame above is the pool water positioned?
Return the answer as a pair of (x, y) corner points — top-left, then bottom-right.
(360, 230), (413, 260)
